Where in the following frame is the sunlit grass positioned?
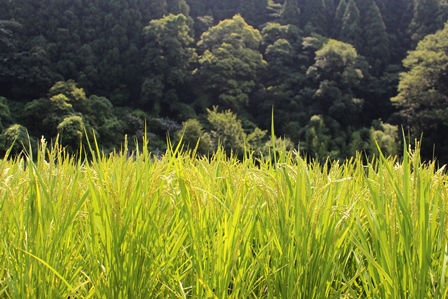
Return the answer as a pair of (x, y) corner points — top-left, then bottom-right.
(0, 138), (447, 298)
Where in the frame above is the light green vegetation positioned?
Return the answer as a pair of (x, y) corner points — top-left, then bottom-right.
(0, 138), (448, 298)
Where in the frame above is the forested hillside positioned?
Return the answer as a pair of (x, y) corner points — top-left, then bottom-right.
(0, 0), (447, 161)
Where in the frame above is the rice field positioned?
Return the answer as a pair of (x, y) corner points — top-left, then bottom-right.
(1, 138), (448, 298)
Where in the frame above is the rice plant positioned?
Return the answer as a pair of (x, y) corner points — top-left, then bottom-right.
(0, 137), (447, 298)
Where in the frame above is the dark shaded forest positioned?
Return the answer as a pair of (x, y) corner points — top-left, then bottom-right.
(0, 0), (447, 162)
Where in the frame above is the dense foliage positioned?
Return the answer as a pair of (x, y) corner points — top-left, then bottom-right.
(0, 0), (447, 161)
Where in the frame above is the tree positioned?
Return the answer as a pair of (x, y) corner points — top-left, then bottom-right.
(302, 0), (327, 35)
(375, 0), (407, 35)
(308, 39), (362, 88)
(307, 39), (364, 125)
(88, 95), (126, 148)
(0, 19), (21, 52)
(48, 80), (90, 114)
(23, 81), (86, 137)
(21, 80), (130, 152)
(439, 2), (448, 29)
(141, 14), (196, 116)
(176, 118), (212, 155)
(304, 114), (333, 159)
(339, 0), (362, 50)
(25, 94), (73, 137)
(392, 22), (448, 161)
(198, 14), (262, 50)
(186, 0), (207, 17)
(207, 107), (247, 155)
(167, 0), (190, 15)
(333, 0), (348, 37)
(57, 115), (85, 152)
(370, 119), (398, 157)
(0, 124), (30, 157)
(407, 0), (440, 43)
(147, 0), (168, 19)
(206, 107), (266, 156)
(257, 23), (309, 135)
(207, 0), (241, 21)
(280, 0), (301, 27)
(323, 0), (336, 34)
(0, 97), (12, 132)
(195, 15), (267, 110)
(237, 0), (268, 27)
(356, 0), (390, 75)
(261, 23), (305, 90)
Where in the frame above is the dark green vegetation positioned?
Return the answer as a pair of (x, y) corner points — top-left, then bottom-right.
(0, 0), (447, 161)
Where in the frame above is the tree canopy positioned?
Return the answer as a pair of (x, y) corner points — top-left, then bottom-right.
(0, 0), (446, 161)
(392, 22), (448, 159)
(195, 15), (267, 110)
